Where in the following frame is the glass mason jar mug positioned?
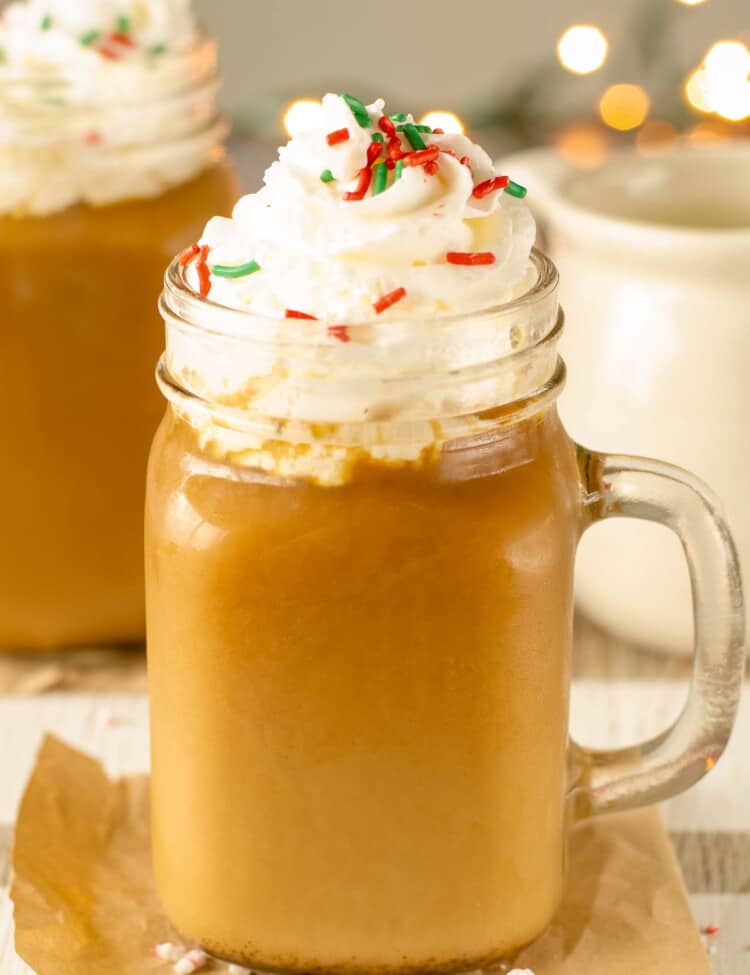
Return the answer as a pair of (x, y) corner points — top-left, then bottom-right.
(0, 31), (238, 650)
(146, 251), (744, 973)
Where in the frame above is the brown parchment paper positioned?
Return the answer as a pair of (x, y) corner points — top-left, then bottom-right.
(10, 736), (710, 975)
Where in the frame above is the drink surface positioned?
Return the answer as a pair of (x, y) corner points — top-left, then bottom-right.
(147, 407), (580, 972)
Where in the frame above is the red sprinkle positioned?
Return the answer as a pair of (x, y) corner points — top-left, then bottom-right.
(197, 262), (211, 298)
(326, 128), (350, 147)
(433, 127), (445, 135)
(328, 325), (351, 343)
(84, 130), (102, 145)
(178, 243), (201, 267)
(446, 251), (496, 266)
(472, 175), (510, 199)
(387, 137), (403, 162)
(460, 156), (472, 171)
(385, 159), (396, 170)
(373, 287), (407, 315)
(704, 924), (720, 936)
(344, 166), (372, 201)
(285, 309), (318, 320)
(97, 46), (120, 60)
(110, 31), (135, 47)
(441, 147), (457, 158)
(366, 141), (383, 166)
(402, 145), (440, 168)
(424, 160), (440, 175)
(195, 245), (211, 298)
(378, 116), (396, 138)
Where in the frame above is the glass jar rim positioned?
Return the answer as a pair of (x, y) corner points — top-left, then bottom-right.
(160, 247), (559, 345)
(157, 248), (564, 447)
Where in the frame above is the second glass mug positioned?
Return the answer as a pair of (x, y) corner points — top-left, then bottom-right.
(0, 31), (237, 650)
(146, 251), (744, 973)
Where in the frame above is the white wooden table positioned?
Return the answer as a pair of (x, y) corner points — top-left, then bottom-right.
(0, 678), (747, 974)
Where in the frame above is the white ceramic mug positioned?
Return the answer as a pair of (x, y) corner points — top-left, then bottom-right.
(506, 142), (750, 653)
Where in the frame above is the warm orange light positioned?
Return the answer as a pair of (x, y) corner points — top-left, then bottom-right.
(282, 99), (323, 138)
(554, 122), (607, 168)
(674, 0), (709, 6)
(635, 120), (678, 154)
(684, 40), (750, 122)
(687, 120), (731, 144)
(557, 25), (608, 75)
(685, 68), (713, 113)
(704, 39), (750, 78)
(598, 83), (650, 131)
(419, 110), (465, 135)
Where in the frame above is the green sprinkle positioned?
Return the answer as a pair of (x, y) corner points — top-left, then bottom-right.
(0, 48), (6, 63)
(320, 169), (335, 183)
(505, 179), (528, 199)
(403, 123), (426, 151)
(116, 15), (131, 33)
(394, 159), (404, 182)
(371, 131), (384, 143)
(43, 96), (66, 106)
(80, 29), (101, 46)
(341, 92), (370, 128)
(40, 14), (52, 30)
(148, 42), (167, 56)
(211, 260), (261, 279)
(397, 123), (431, 133)
(372, 162), (388, 196)
(391, 113), (406, 122)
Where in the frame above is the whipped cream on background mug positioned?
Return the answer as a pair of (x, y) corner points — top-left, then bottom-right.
(508, 143), (750, 654)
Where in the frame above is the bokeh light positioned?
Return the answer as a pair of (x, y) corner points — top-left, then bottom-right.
(674, 0), (709, 6)
(555, 122), (608, 168)
(599, 83), (651, 130)
(635, 120), (678, 154)
(419, 111), (465, 135)
(685, 68), (713, 112)
(282, 99), (323, 138)
(704, 39), (750, 79)
(684, 40), (750, 122)
(557, 25), (608, 75)
(687, 120), (730, 143)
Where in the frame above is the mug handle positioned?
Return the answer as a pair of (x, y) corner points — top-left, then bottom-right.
(569, 447), (745, 820)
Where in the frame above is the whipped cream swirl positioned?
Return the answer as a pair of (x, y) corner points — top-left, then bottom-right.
(0, 0), (196, 71)
(0, 0), (223, 216)
(194, 93), (536, 322)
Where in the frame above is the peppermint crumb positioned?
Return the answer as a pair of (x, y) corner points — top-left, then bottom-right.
(153, 943), (183, 962)
(94, 707), (117, 730)
(174, 949), (208, 974)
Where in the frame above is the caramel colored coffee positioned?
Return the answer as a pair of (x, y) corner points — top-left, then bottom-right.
(146, 406), (580, 973)
(0, 164), (237, 650)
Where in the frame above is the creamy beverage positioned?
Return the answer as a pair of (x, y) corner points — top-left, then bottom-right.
(0, 0), (238, 649)
(146, 96), (745, 972)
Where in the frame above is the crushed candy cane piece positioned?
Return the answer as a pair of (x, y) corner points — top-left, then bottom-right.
(94, 707), (117, 730)
(174, 949), (208, 974)
(153, 943), (183, 962)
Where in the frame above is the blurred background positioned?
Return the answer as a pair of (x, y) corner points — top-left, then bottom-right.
(195, 0), (750, 157)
